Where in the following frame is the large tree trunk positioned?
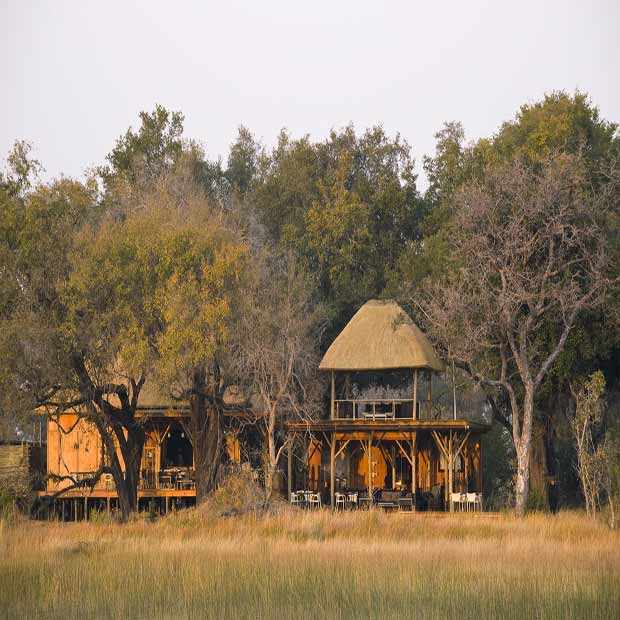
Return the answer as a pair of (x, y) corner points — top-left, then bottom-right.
(529, 422), (549, 510)
(514, 390), (534, 517)
(544, 392), (565, 513)
(190, 367), (223, 504)
(515, 443), (531, 517)
(107, 423), (146, 521)
(265, 417), (277, 503)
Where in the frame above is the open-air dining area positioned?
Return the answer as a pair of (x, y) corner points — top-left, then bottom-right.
(141, 468), (196, 491)
(290, 486), (484, 512)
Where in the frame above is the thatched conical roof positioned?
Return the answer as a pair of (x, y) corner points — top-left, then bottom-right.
(319, 300), (445, 372)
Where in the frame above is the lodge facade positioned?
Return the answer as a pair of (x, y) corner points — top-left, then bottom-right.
(38, 300), (489, 518)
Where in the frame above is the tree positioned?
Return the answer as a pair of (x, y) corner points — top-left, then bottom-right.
(304, 154), (375, 304)
(226, 125), (261, 197)
(405, 91), (620, 511)
(233, 251), (324, 502)
(100, 104), (185, 189)
(571, 371), (606, 518)
(148, 189), (248, 503)
(251, 125), (424, 337)
(0, 157), (154, 520)
(0, 140), (42, 197)
(415, 152), (619, 515)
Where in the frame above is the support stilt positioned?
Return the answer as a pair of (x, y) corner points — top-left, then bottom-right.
(287, 440), (293, 501)
(330, 435), (336, 508)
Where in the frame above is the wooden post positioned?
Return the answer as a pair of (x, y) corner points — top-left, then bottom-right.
(476, 439), (483, 492)
(411, 433), (417, 497)
(84, 496), (88, 521)
(287, 439), (293, 501)
(106, 496), (110, 514)
(452, 360), (457, 420)
(463, 441), (469, 492)
(413, 369), (418, 419)
(330, 371), (335, 419)
(427, 370), (432, 404)
(330, 435), (336, 509)
(368, 433), (373, 499)
(344, 373), (351, 400)
(391, 445), (396, 490)
(448, 431), (454, 513)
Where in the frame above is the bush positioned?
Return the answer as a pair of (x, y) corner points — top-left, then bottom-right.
(0, 488), (16, 522)
(526, 487), (547, 513)
(199, 470), (271, 517)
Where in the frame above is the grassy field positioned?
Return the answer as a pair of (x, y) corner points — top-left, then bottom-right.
(1, 508), (619, 619)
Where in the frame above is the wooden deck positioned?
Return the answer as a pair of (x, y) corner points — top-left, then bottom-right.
(38, 488), (196, 499)
(285, 418), (490, 433)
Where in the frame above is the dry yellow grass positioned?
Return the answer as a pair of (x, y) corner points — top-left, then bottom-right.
(1, 509), (619, 619)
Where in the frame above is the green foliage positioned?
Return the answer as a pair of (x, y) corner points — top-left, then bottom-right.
(250, 125), (423, 330)
(226, 125), (260, 196)
(304, 155), (374, 303)
(481, 424), (515, 511)
(101, 104), (185, 187)
(408, 91), (620, 292)
(493, 91), (619, 169)
(0, 488), (16, 521)
(0, 141), (42, 197)
(0, 159), (98, 418)
(525, 488), (548, 513)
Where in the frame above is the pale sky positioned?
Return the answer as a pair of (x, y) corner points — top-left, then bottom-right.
(2, 1), (619, 189)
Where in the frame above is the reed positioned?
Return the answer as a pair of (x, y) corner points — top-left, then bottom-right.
(1, 510), (618, 619)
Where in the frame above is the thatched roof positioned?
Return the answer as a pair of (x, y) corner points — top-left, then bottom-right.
(319, 300), (445, 372)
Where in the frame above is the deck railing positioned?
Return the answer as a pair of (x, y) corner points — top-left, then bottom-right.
(333, 398), (450, 421)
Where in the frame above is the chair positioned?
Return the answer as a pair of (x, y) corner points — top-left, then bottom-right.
(451, 492), (464, 512)
(466, 493), (477, 512)
(474, 493), (483, 512)
(346, 492), (358, 510)
(334, 493), (346, 511)
(308, 493), (321, 509)
(290, 491), (303, 507)
(398, 495), (414, 511)
(159, 474), (172, 490)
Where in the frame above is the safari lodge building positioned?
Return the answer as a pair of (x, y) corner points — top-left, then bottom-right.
(40, 300), (489, 518)
(286, 300), (488, 511)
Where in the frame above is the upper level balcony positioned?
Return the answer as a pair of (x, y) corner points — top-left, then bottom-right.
(333, 398), (448, 421)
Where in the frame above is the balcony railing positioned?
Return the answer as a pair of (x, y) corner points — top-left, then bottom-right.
(333, 398), (450, 421)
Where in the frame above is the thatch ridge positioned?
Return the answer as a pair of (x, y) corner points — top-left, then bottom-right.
(319, 300), (445, 372)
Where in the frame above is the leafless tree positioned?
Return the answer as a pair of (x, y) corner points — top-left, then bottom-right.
(415, 153), (619, 516)
(233, 251), (324, 502)
(571, 372), (606, 518)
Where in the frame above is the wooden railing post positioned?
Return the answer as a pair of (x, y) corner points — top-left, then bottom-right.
(427, 370), (432, 403)
(330, 371), (335, 419)
(330, 435), (336, 509)
(413, 369), (418, 420)
(287, 439), (293, 501)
